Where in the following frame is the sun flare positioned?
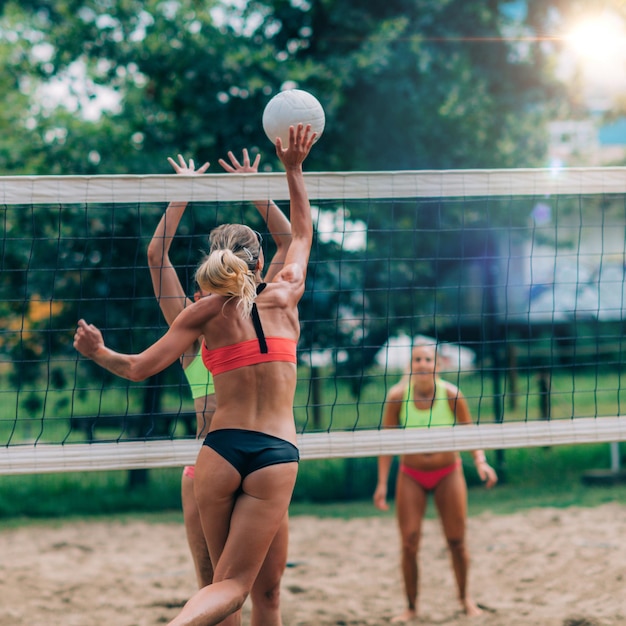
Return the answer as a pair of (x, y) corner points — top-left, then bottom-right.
(566, 14), (626, 63)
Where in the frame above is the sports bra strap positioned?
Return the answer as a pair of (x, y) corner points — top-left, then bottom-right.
(251, 283), (268, 354)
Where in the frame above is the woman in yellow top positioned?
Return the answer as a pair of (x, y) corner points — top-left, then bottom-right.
(146, 147), (295, 623)
(147, 155), (215, 590)
(373, 340), (497, 622)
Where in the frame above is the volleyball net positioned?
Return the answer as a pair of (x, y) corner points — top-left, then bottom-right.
(1, 168), (626, 474)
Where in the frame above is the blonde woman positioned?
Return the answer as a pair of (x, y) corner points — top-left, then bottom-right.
(148, 147), (294, 623)
(374, 340), (497, 622)
(74, 124), (315, 625)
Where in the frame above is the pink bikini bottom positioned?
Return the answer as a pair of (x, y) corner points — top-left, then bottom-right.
(399, 459), (461, 491)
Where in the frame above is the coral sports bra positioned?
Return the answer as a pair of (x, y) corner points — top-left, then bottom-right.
(201, 283), (298, 375)
(202, 337), (297, 375)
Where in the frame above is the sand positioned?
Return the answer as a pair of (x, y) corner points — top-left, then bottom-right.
(0, 503), (624, 626)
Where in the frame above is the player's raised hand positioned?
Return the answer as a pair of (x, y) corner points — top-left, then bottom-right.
(218, 148), (261, 174)
(276, 123), (316, 169)
(167, 154), (210, 175)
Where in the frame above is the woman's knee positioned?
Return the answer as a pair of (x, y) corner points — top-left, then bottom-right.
(250, 579), (281, 610)
(225, 579), (251, 613)
(251, 556), (284, 609)
(446, 537), (468, 558)
(400, 529), (420, 555)
(212, 571), (253, 603)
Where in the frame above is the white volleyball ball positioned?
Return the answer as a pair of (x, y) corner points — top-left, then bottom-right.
(262, 89), (325, 146)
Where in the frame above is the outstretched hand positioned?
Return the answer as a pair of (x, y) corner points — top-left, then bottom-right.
(167, 154), (210, 175)
(275, 123), (316, 170)
(218, 148), (261, 173)
(73, 319), (104, 359)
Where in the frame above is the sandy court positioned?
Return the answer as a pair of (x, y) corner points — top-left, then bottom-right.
(0, 503), (624, 626)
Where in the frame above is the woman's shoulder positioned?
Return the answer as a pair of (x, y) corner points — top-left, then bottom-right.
(193, 292), (222, 309)
(176, 293), (221, 324)
(259, 280), (294, 305)
(270, 261), (306, 288)
(386, 381), (408, 402)
(439, 378), (464, 401)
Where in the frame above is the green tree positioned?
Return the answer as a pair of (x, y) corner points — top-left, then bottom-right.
(0, 0), (584, 414)
(0, 0), (573, 174)
(244, 0), (565, 170)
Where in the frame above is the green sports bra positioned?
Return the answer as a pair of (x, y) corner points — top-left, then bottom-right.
(401, 379), (455, 428)
(183, 349), (215, 400)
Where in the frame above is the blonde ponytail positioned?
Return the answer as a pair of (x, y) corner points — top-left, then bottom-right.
(196, 224), (262, 318)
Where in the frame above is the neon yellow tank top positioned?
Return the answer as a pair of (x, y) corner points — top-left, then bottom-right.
(183, 349), (215, 400)
(401, 379), (455, 428)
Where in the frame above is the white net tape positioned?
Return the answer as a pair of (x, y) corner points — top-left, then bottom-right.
(0, 417), (624, 475)
(2, 167), (626, 205)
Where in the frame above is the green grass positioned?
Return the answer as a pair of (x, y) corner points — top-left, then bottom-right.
(0, 441), (624, 522)
(1, 477), (624, 529)
(290, 482), (626, 519)
(0, 378), (196, 444)
(5, 365), (626, 446)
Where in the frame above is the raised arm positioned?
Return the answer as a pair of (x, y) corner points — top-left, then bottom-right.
(272, 124), (316, 290)
(218, 148), (292, 282)
(146, 155), (210, 326)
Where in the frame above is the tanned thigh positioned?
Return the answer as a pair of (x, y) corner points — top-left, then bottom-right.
(213, 462), (298, 589)
(395, 470), (428, 542)
(253, 513), (289, 593)
(433, 464), (468, 541)
(194, 445), (243, 568)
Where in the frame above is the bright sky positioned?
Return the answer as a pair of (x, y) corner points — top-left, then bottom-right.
(560, 10), (626, 109)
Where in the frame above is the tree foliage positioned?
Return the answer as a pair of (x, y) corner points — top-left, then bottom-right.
(0, 0), (590, 400)
(1, 0), (576, 175)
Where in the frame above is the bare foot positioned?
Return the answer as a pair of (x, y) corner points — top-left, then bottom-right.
(462, 598), (482, 617)
(391, 608), (418, 623)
